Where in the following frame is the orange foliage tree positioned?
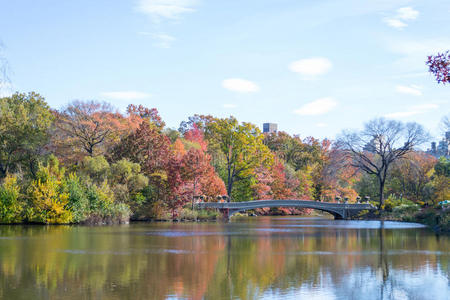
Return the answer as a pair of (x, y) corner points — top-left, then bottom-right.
(52, 100), (128, 163)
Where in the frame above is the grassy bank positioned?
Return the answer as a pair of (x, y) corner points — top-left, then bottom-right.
(144, 208), (221, 222)
(356, 205), (449, 234)
(382, 208), (449, 234)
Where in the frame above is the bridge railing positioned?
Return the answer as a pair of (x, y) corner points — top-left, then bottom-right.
(196, 199), (376, 210)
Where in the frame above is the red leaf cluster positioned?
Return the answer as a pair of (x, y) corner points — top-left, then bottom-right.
(427, 51), (450, 84)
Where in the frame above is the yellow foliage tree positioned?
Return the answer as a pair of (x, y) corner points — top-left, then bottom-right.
(28, 179), (72, 224)
(27, 156), (73, 224)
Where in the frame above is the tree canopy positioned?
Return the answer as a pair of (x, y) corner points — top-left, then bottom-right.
(0, 92), (53, 177)
(207, 117), (273, 200)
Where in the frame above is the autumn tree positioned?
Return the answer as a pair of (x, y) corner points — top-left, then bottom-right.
(264, 132), (330, 200)
(180, 127), (226, 207)
(427, 51), (450, 84)
(53, 100), (127, 162)
(178, 114), (215, 135)
(337, 118), (429, 209)
(319, 143), (360, 202)
(264, 132), (322, 171)
(431, 157), (450, 204)
(125, 104), (165, 130)
(387, 152), (437, 203)
(181, 148), (212, 207)
(207, 117), (273, 201)
(0, 92), (54, 178)
(112, 118), (171, 199)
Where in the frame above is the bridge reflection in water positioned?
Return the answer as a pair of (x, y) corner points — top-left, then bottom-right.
(196, 200), (376, 220)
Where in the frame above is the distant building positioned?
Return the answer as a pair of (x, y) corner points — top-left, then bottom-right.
(363, 135), (384, 153)
(263, 123), (278, 133)
(427, 131), (450, 158)
(431, 142), (437, 153)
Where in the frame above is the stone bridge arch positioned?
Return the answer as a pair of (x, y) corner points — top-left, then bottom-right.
(196, 200), (375, 220)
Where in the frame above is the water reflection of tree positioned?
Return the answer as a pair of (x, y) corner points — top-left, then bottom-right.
(379, 221), (389, 299)
(0, 222), (448, 299)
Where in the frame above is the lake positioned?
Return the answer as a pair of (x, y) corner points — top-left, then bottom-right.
(0, 217), (448, 299)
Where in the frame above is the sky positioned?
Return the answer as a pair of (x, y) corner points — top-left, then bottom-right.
(1, 0), (449, 142)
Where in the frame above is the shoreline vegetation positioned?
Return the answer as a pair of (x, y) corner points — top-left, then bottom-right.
(0, 209), (447, 236)
(0, 92), (449, 233)
(357, 208), (449, 234)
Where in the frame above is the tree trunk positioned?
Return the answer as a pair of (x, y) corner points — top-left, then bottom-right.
(0, 167), (6, 179)
(379, 178), (385, 210)
(227, 179), (233, 203)
(227, 165), (233, 202)
(191, 181), (196, 210)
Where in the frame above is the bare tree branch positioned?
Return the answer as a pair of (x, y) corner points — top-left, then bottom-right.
(336, 118), (430, 209)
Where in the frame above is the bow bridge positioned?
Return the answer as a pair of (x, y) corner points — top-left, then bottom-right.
(196, 200), (376, 220)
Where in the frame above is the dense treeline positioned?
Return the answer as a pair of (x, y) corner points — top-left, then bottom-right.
(0, 92), (448, 224)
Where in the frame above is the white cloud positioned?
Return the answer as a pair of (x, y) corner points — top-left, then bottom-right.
(385, 37), (450, 72)
(390, 72), (428, 79)
(316, 122), (328, 128)
(100, 91), (151, 100)
(289, 57), (332, 77)
(222, 78), (259, 93)
(152, 33), (176, 48)
(387, 38), (450, 58)
(136, 0), (199, 20)
(138, 32), (175, 48)
(397, 7), (419, 21)
(223, 104), (237, 109)
(294, 97), (337, 116)
(395, 85), (422, 96)
(383, 18), (407, 29)
(385, 103), (439, 119)
(383, 7), (419, 29)
(410, 103), (439, 111)
(384, 111), (420, 118)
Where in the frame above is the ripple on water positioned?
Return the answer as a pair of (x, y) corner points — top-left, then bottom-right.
(280, 250), (449, 256)
(270, 220), (427, 229)
(145, 230), (244, 237)
(57, 248), (201, 255)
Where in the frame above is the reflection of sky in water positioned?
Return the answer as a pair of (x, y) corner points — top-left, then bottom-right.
(267, 219), (427, 229)
(259, 268), (449, 300)
(142, 220), (426, 238)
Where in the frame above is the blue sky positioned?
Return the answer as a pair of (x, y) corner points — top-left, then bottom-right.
(1, 0), (449, 141)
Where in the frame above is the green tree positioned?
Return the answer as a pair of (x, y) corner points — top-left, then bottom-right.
(434, 157), (450, 177)
(431, 157), (450, 205)
(0, 174), (23, 223)
(208, 117), (273, 201)
(79, 156), (110, 184)
(64, 173), (90, 223)
(0, 92), (53, 178)
(109, 158), (149, 212)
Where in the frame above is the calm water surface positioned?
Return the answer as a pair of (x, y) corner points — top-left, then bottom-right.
(0, 217), (448, 300)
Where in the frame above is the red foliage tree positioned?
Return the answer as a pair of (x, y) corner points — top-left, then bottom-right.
(113, 119), (171, 200)
(270, 161), (295, 199)
(427, 51), (450, 84)
(253, 166), (273, 200)
(181, 128), (226, 206)
(184, 124), (208, 151)
(181, 148), (214, 208)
